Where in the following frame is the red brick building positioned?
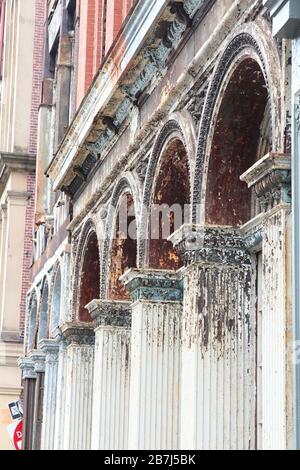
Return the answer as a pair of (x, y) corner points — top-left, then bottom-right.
(0, 0), (45, 450)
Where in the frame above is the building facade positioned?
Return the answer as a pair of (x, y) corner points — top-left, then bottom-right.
(0, 0), (45, 450)
(20, 0), (298, 450)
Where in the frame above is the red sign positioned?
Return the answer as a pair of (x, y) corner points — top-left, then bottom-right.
(13, 420), (22, 451)
(7, 419), (22, 450)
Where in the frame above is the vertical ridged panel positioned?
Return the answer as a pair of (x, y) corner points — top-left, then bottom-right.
(128, 300), (181, 450)
(63, 344), (94, 450)
(181, 261), (256, 450)
(92, 327), (131, 450)
(53, 341), (67, 449)
(261, 208), (287, 449)
(40, 352), (59, 449)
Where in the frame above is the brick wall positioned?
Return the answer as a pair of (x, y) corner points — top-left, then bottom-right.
(76, 0), (134, 109)
(19, 0), (46, 337)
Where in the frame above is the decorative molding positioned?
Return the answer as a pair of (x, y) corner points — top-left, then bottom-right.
(18, 356), (37, 380)
(60, 322), (95, 346)
(169, 224), (251, 265)
(29, 351), (46, 374)
(86, 300), (131, 329)
(38, 339), (60, 363)
(120, 268), (183, 303)
(240, 152), (291, 212)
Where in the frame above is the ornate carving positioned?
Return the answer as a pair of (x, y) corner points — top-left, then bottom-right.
(240, 153), (291, 212)
(62, 0), (209, 197)
(135, 155), (150, 182)
(61, 322), (95, 346)
(39, 339), (60, 363)
(29, 351), (46, 373)
(120, 269), (183, 303)
(171, 226), (251, 265)
(87, 300), (131, 329)
(183, 0), (205, 18)
(185, 84), (208, 126)
(18, 356), (37, 380)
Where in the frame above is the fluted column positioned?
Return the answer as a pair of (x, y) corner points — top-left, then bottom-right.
(39, 339), (59, 450)
(18, 356), (37, 450)
(121, 269), (182, 450)
(86, 300), (131, 450)
(61, 322), (95, 450)
(29, 351), (46, 451)
(53, 336), (68, 450)
(171, 225), (256, 450)
(241, 152), (291, 449)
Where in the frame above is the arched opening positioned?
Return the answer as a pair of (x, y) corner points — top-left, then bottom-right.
(205, 58), (271, 226)
(27, 293), (38, 351)
(79, 231), (100, 322)
(38, 280), (49, 343)
(50, 266), (61, 333)
(149, 138), (190, 269)
(108, 193), (137, 300)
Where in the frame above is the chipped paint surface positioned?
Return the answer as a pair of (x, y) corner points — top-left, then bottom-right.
(24, 0), (293, 452)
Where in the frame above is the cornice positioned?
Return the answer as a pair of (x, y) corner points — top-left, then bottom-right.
(47, 0), (210, 196)
(0, 152), (36, 196)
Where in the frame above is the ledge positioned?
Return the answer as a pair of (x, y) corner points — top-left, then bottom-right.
(0, 152), (36, 195)
(263, 0), (300, 38)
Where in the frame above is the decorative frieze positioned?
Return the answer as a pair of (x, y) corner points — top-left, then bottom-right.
(240, 152), (291, 212)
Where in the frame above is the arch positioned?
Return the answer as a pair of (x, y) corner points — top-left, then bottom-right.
(37, 277), (49, 344)
(101, 174), (139, 299)
(27, 289), (38, 351)
(139, 115), (194, 267)
(71, 218), (101, 321)
(50, 262), (62, 334)
(192, 27), (282, 223)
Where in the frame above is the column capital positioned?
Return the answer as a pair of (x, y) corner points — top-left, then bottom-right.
(60, 321), (95, 346)
(28, 350), (46, 373)
(18, 356), (37, 380)
(120, 268), (183, 303)
(38, 338), (60, 362)
(240, 152), (291, 212)
(169, 224), (250, 266)
(86, 300), (131, 329)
